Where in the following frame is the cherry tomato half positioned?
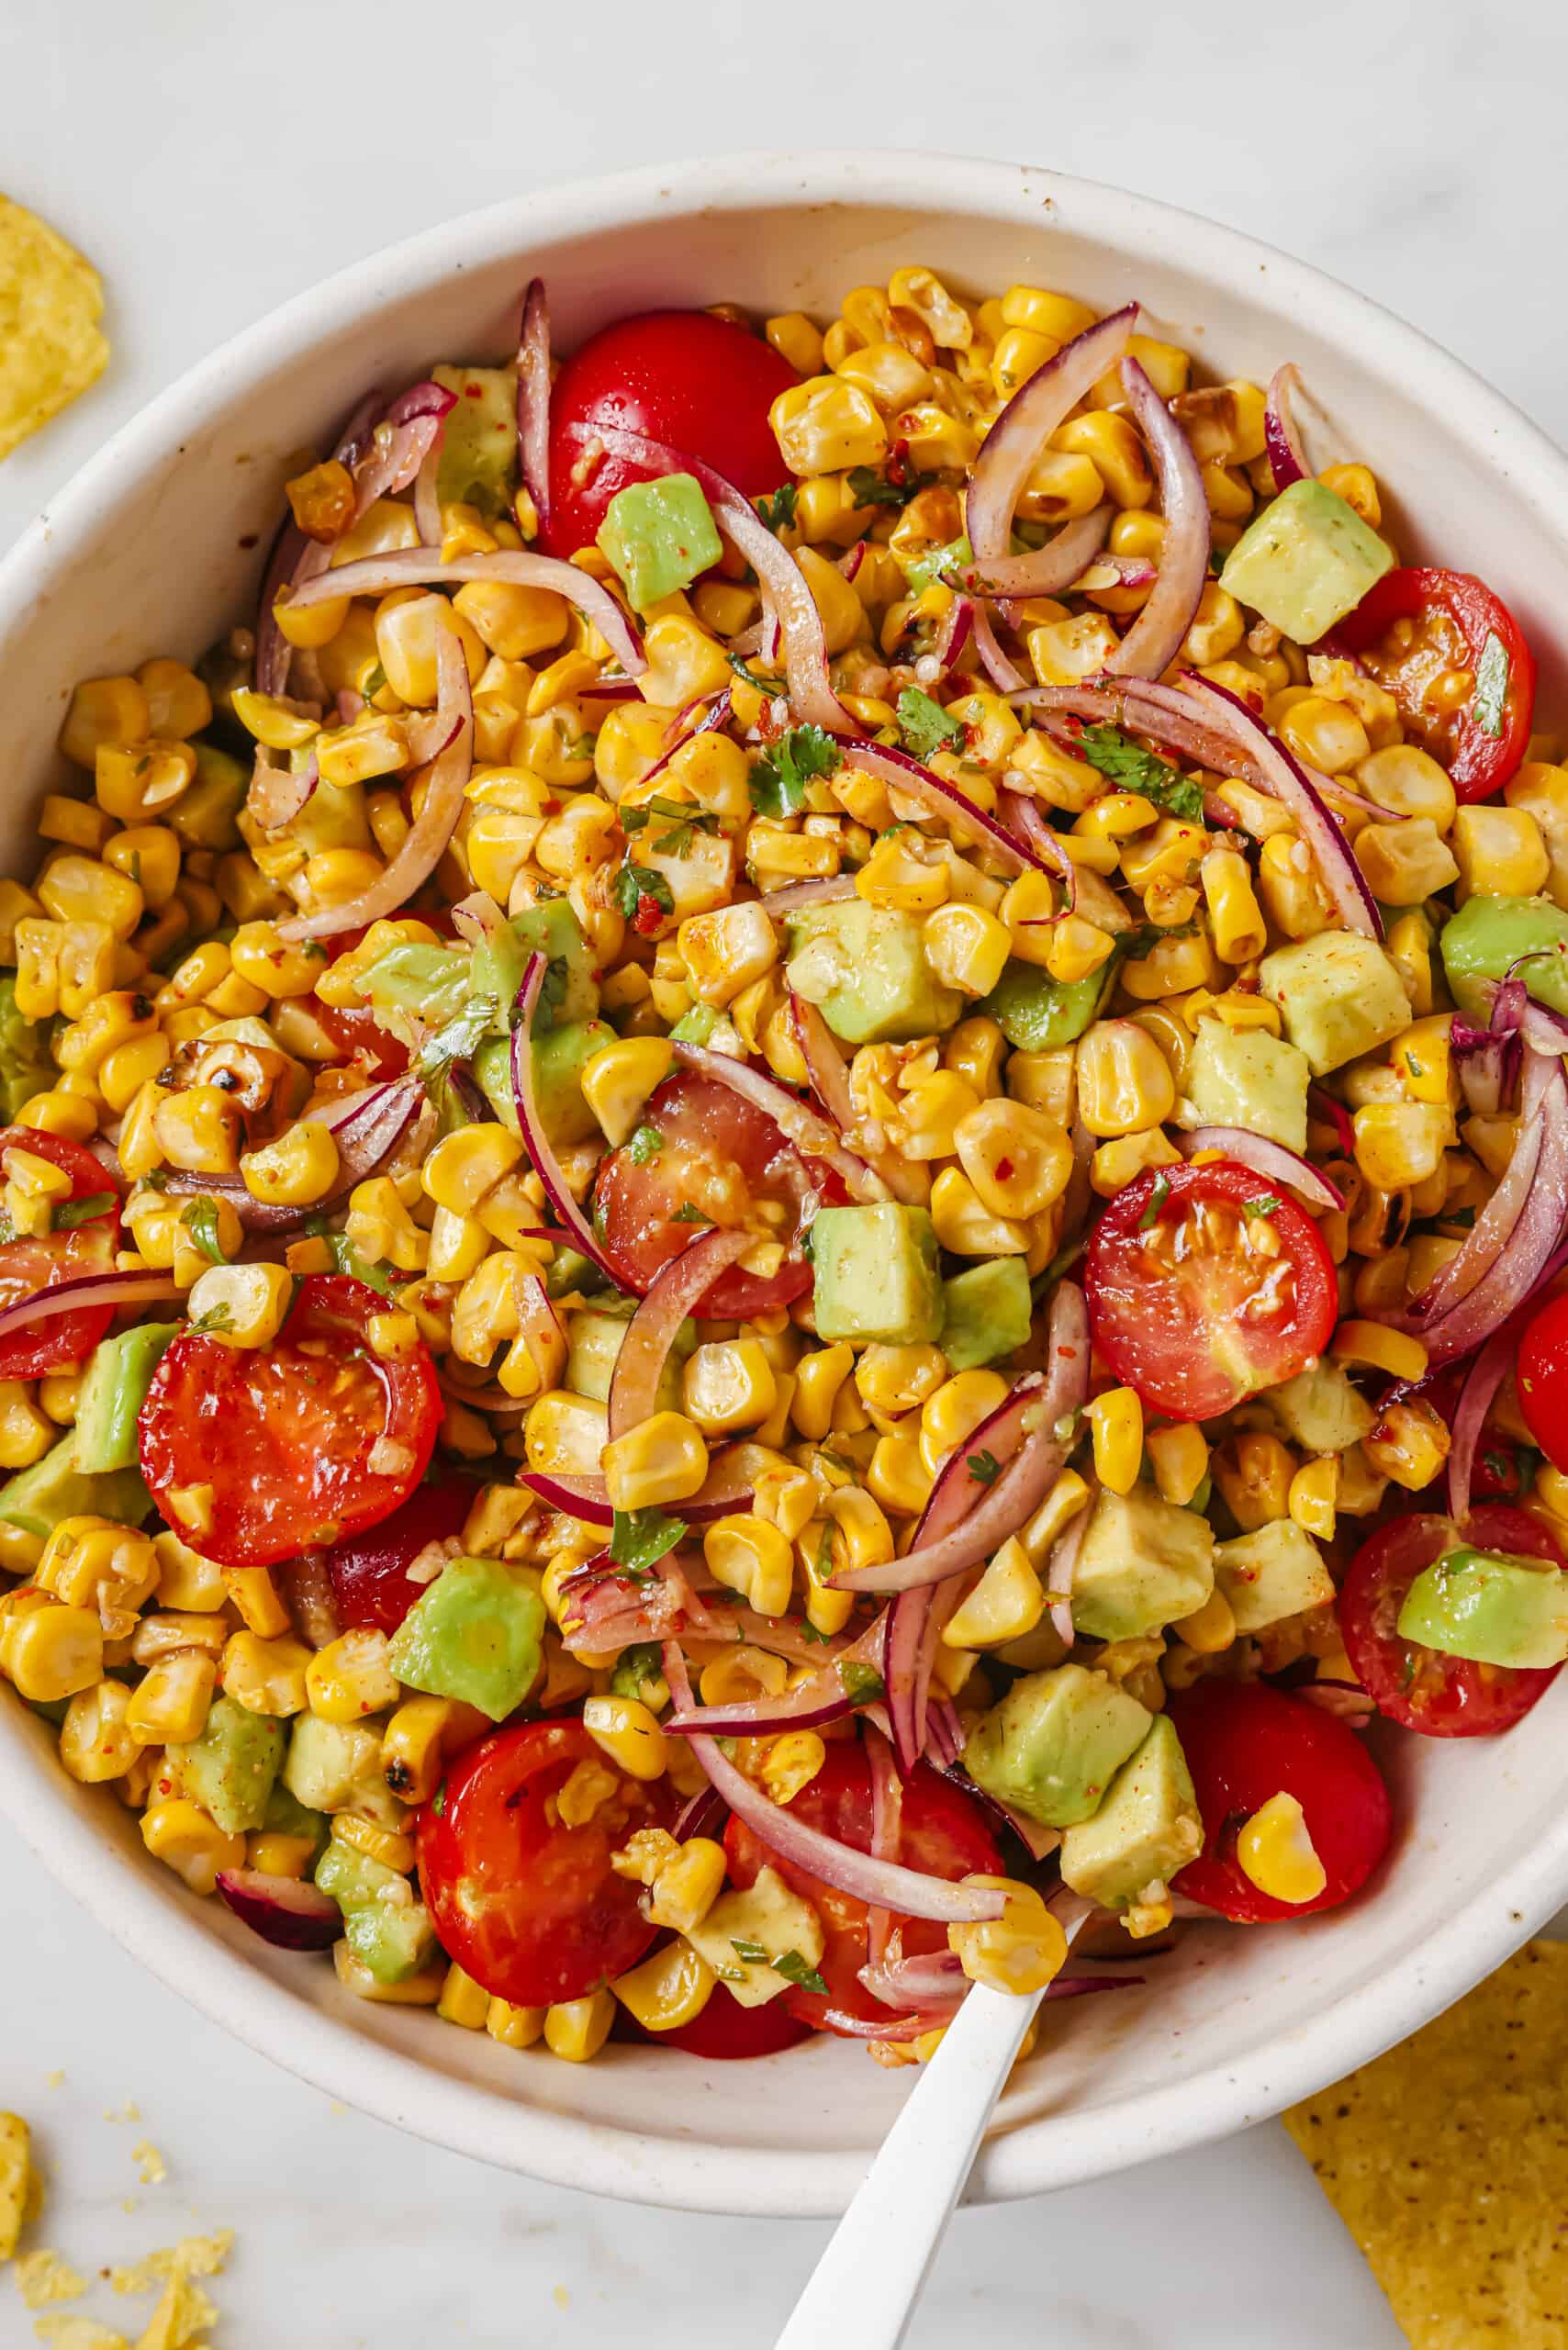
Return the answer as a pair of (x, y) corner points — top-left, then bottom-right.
(642, 1980), (815, 2061)
(418, 1720), (679, 2008)
(1336, 566), (1536, 801)
(724, 1741), (1000, 2034)
(1517, 1292), (1568, 1473)
(541, 309), (800, 558)
(0, 1127), (120, 1379)
(1168, 1679), (1392, 1922)
(593, 1069), (831, 1317)
(139, 1274), (440, 1569)
(1084, 1158), (1338, 1423)
(325, 1473), (482, 1633)
(1339, 1502), (1565, 1737)
(310, 997), (409, 1080)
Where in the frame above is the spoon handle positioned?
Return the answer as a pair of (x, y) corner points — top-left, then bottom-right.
(773, 1983), (1043, 2350)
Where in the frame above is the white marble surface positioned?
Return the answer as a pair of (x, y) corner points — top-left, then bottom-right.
(3, 0), (1566, 2339)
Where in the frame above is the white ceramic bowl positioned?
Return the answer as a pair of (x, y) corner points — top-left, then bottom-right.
(4, 150), (1568, 2219)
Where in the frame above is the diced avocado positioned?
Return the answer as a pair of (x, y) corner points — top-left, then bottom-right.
(1219, 477), (1394, 644)
(359, 939), (472, 1030)
(316, 1838), (405, 1913)
(387, 1555), (544, 1722)
(74, 1325), (179, 1474)
(283, 1716), (386, 1817)
(0, 1431), (151, 1540)
(1180, 1017), (1311, 1153)
(785, 902), (961, 1045)
(1070, 1487), (1215, 1641)
(1258, 930), (1414, 1075)
(476, 1017), (615, 1147)
(940, 1259), (1032, 1371)
(1214, 1518), (1335, 1635)
(901, 532), (971, 595)
(290, 774), (371, 859)
(343, 1898), (437, 1986)
(477, 899), (599, 1030)
(980, 956), (1115, 1052)
(610, 1641), (668, 1708)
(0, 977), (55, 1121)
(1059, 1716), (1203, 1908)
(669, 1002), (720, 1046)
(262, 1779), (330, 1862)
(597, 474), (723, 613)
(566, 1305), (692, 1408)
(167, 1695), (283, 1837)
(169, 741), (248, 851)
(683, 1864), (827, 2009)
(1439, 894), (1568, 1019)
(544, 1246), (614, 1303)
(431, 364), (519, 520)
(810, 1203), (945, 1346)
(1396, 1543), (1568, 1669)
(1266, 1360), (1373, 1454)
(962, 1662), (1151, 1829)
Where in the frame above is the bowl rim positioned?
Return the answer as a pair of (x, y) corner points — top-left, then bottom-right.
(6, 145), (1568, 2217)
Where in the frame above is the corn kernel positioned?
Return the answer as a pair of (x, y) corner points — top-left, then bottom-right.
(948, 1876), (1068, 1995)
(1088, 1386), (1144, 1496)
(1236, 1790), (1327, 1906)
(705, 1515), (794, 1617)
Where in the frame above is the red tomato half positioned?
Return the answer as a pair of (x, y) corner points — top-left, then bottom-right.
(724, 1742), (1001, 2034)
(1084, 1158), (1338, 1423)
(652, 1982), (814, 2061)
(1517, 1292), (1568, 1472)
(419, 1721), (678, 2008)
(325, 1473), (482, 1633)
(1339, 1502), (1564, 1737)
(542, 309), (799, 557)
(0, 1128), (121, 1379)
(139, 1274), (440, 1569)
(1336, 566), (1535, 801)
(1169, 1679), (1392, 1923)
(594, 1070), (829, 1317)
(311, 997), (409, 1080)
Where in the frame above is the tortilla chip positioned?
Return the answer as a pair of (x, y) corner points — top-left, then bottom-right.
(1283, 1938), (1568, 2346)
(0, 196), (108, 462)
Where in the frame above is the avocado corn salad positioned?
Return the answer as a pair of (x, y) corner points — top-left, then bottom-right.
(3, 265), (1568, 2070)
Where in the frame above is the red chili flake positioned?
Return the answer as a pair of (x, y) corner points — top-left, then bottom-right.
(465, 384), (484, 399)
(633, 894), (665, 936)
(541, 798), (562, 814)
(995, 1156), (1014, 1181)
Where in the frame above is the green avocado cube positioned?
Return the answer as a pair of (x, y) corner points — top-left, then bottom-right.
(1214, 1518), (1335, 1636)
(1070, 1487), (1215, 1642)
(388, 1555), (545, 1722)
(566, 1306), (693, 1408)
(1258, 930), (1414, 1075)
(0, 1430), (151, 1540)
(1180, 1018), (1311, 1153)
(940, 1259), (1032, 1371)
(1265, 1360), (1373, 1454)
(597, 475), (723, 613)
(1219, 476), (1394, 644)
(167, 1696), (284, 1837)
(476, 1017), (615, 1147)
(1440, 893), (1568, 1018)
(979, 956), (1115, 1052)
(343, 1900), (437, 1985)
(1397, 1544), (1568, 1669)
(1058, 1716), (1204, 1908)
(785, 901), (962, 1045)
(963, 1662), (1151, 1829)
(74, 1324), (179, 1473)
(283, 1716), (390, 1818)
(432, 364), (520, 522)
(810, 1203), (944, 1346)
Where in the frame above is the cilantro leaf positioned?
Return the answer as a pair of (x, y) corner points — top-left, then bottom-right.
(1138, 1171), (1172, 1231)
(179, 1199), (229, 1266)
(727, 651), (782, 697)
(627, 1125), (664, 1166)
(756, 484), (798, 535)
(416, 995), (496, 1090)
(896, 687), (965, 761)
(967, 1449), (1001, 1486)
(188, 1302), (235, 1334)
(609, 1507), (686, 1573)
(846, 465), (924, 510)
(1472, 630), (1510, 740)
(1075, 723), (1205, 821)
(670, 1203), (711, 1225)
(835, 1660), (886, 1707)
(730, 1937), (770, 1964)
(621, 796), (719, 859)
(799, 1617), (834, 1645)
(51, 1192), (115, 1231)
(1243, 1195), (1282, 1220)
(611, 861), (677, 923)
(772, 1949), (829, 1996)
(303, 1213), (397, 1297)
(748, 724), (842, 820)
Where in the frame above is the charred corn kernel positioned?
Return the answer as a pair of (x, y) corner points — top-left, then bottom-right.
(578, 1036), (673, 1147)
(1000, 284), (1095, 343)
(678, 901), (779, 1008)
(753, 1462), (818, 1543)
(1076, 1020), (1177, 1137)
(303, 845), (385, 910)
(96, 1030), (172, 1114)
(151, 1084), (242, 1176)
(944, 1537), (1045, 1648)
(126, 1648), (217, 1744)
(476, 1995), (543, 2049)
(857, 834), (949, 915)
(222, 1563), (291, 1640)
(0, 877), (42, 960)
(948, 1876), (1068, 1995)
(792, 1342), (855, 1442)
(1257, 833), (1332, 940)
(582, 1693), (666, 1781)
(54, 986), (158, 1078)
(370, 591), (485, 708)
(331, 1812), (417, 1874)
(451, 577), (568, 664)
(13, 917), (61, 1018)
(683, 1339), (778, 1436)
(228, 920), (329, 1001)
(37, 1369), (82, 1427)
(769, 375), (887, 476)
(1091, 1127), (1183, 1196)
(1146, 1422), (1209, 1508)
(306, 1627), (400, 1723)
(39, 852), (142, 938)
(699, 1647), (789, 1713)
(1355, 742), (1456, 831)
(39, 1516), (158, 1622)
(1452, 803), (1551, 897)
(230, 687), (320, 753)
(821, 1485), (893, 1579)
(705, 1516), (794, 1617)
(1027, 610), (1124, 683)
(922, 901), (1012, 998)
(17, 1088), (97, 1143)
(953, 1097), (1072, 1220)
(244, 1829), (316, 1880)
(221, 1628), (312, 1716)
(1051, 410), (1151, 508)
(835, 340), (934, 415)
(602, 1410), (709, 1512)
(766, 309), (824, 375)
(383, 1695), (475, 1806)
(868, 1427), (935, 1522)
(1237, 1791), (1327, 1906)
(634, 615), (734, 711)
(136, 655), (212, 739)
(1355, 817), (1461, 906)
(158, 936), (233, 1008)
(920, 1371), (1008, 1476)
(1383, 910), (1436, 1016)
(1213, 1433), (1294, 1530)
(1351, 1102), (1453, 1192)
(425, 1204), (488, 1283)
(1331, 1321), (1429, 1384)
(1200, 848), (1266, 964)
(140, 1797), (246, 1895)
(422, 1122), (525, 1214)
(930, 1164), (1029, 1257)
(151, 1530), (224, 1613)
(240, 1121), (340, 1207)
(60, 673), (151, 768)
(346, 1176), (429, 1274)
(3, 1602), (103, 1701)
(898, 1070), (981, 1160)
(58, 1677), (142, 1782)
(436, 1963), (492, 2031)
(1289, 1456), (1339, 1542)
(525, 1391), (610, 1478)
(990, 325), (1057, 399)
(95, 737), (198, 828)
(544, 1989), (616, 2064)
(0, 1377), (49, 1471)
(1088, 1387), (1144, 1496)
(1390, 1016), (1458, 1108)
(185, 1260), (294, 1350)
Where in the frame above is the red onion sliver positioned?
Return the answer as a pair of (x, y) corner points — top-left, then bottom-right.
(1294, 1681), (1377, 1724)
(966, 307), (1137, 597)
(790, 995), (924, 1207)
(859, 1947), (966, 2013)
(254, 389), (382, 699)
(1409, 1064), (1568, 1363)
(934, 594), (975, 669)
(246, 750), (318, 832)
(835, 739), (1044, 877)
(668, 1038), (889, 1206)
(1264, 364), (1308, 490)
(1105, 358), (1209, 679)
(1446, 1325), (1517, 1526)
(998, 789), (1077, 913)
(946, 509), (1111, 602)
(0, 1269), (182, 1345)
(1177, 1128), (1346, 1213)
(758, 876), (859, 915)
(607, 1226), (753, 1442)
(516, 276), (552, 532)
(508, 952), (623, 1289)
(285, 546), (644, 682)
(1046, 1473), (1096, 1648)
(866, 1719), (902, 1968)
(969, 597), (1025, 694)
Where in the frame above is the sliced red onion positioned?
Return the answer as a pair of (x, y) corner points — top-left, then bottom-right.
(866, 1720), (902, 1968)
(997, 789), (1077, 914)
(247, 750), (317, 831)
(965, 307), (1137, 596)
(946, 509), (1111, 602)
(758, 876), (859, 914)
(0, 1268), (181, 1346)
(1308, 1084), (1356, 1157)
(412, 433), (443, 546)
(437, 1368), (532, 1418)
(1264, 364), (1308, 489)
(934, 595), (975, 669)
(216, 1870), (341, 1953)
(1105, 358), (1209, 680)
(969, 598), (1025, 695)
(607, 1227), (753, 1442)
(1046, 1473), (1096, 1647)
(664, 1619), (884, 1738)
(579, 678), (641, 703)
(811, 2002), (964, 2042)
(516, 276), (552, 532)
(1452, 1015), (1522, 1116)
(508, 952), (622, 1289)
(838, 540), (867, 584)
(790, 995), (923, 1207)
(353, 381), (457, 513)
(1396, 1101), (1547, 1332)
(836, 740), (1045, 877)
(519, 1441), (765, 1528)
(627, 688), (733, 800)
(943, 1768), (1061, 1865)
(668, 1038), (889, 1206)
(254, 388), (382, 698)
(450, 890), (506, 953)
(661, 1645), (1003, 1925)
(163, 1082), (423, 1237)
(1072, 552), (1159, 593)
(923, 1696), (965, 1770)
(1176, 1129), (1346, 1213)
(859, 1947), (967, 2012)
(842, 1284), (1091, 1595)
(1402, 1061), (1568, 1363)
(286, 544), (644, 683)
(1448, 1326), (1517, 1525)
(277, 622), (473, 942)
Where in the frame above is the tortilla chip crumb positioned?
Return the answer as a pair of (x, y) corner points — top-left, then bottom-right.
(553, 2285), (570, 2311)
(128, 2146), (165, 2190)
(110, 2233), (231, 2300)
(102, 2107), (139, 2128)
(1283, 1938), (1568, 2349)
(12, 2250), (87, 2310)
(129, 2271), (216, 2350)
(0, 196), (108, 463)
(35, 2320), (130, 2350)
(1, 2111), (32, 2261)
(44, 2076), (63, 2093)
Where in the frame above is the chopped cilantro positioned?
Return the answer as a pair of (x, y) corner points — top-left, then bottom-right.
(799, 1616), (834, 1645)
(896, 687), (965, 761)
(611, 860), (677, 923)
(756, 483), (798, 535)
(727, 651), (782, 697)
(967, 1449), (1001, 1486)
(846, 465), (924, 510)
(730, 1937), (770, 1964)
(627, 1125), (664, 1166)
(302, 1213), (397, 1297)
(51, 1192), (115, 1231)
(564, 732), (599, 761)
(416, 996), (497, 1115)
(622, 795), (720, 859)
(836, 1661), (886, 1707)
(362, 661), (387, 700)
(142, 1167), (171, 1192)
(1243, 1196), (1282, 1220)
(188, 1302), (235, 1334)
(1138, 1171), (1172, 1231)
(1076, 723), (1205, 821)
(813, 1524), (835, 1583)
(669, 1203), (711, 1226)
(431, 1784), (446, 1818)
(1472, 630), (1510, 740)
(748, 723), (842, 820)
(609, 1507), (686, 1572)
(772, 1949), (829, 1996)
(1121, 919), (1197, 961)
(179, 1199), (229, 1266)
